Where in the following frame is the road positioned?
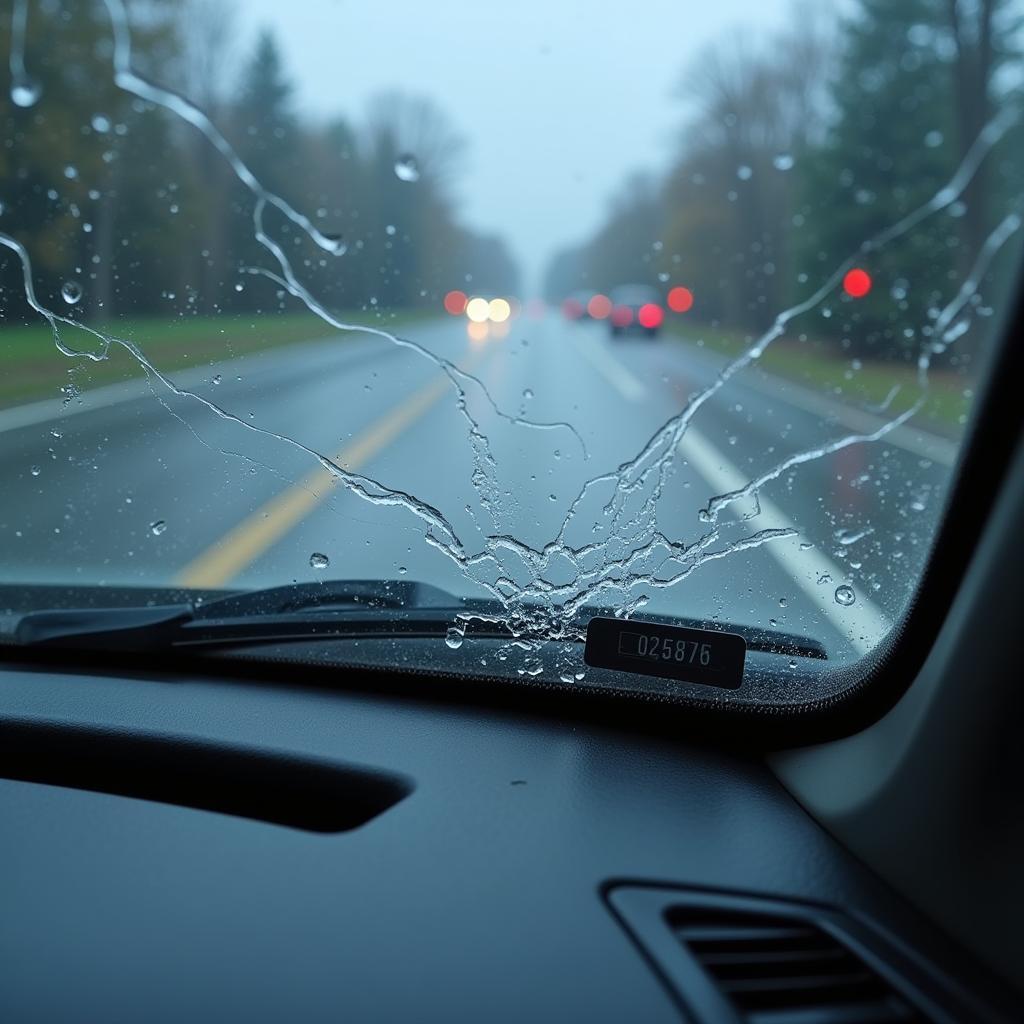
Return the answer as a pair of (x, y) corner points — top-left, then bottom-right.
(0, 313), (958, 663)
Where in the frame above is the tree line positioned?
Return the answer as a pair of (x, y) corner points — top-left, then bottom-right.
(544, 0), (1023, 362)
(0, 0), (519, 323)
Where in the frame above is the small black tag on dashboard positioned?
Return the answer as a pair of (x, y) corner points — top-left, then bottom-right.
(584, 617), (746, 689)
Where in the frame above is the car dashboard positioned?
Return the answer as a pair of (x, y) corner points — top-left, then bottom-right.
(0, 660), (1016, 1023)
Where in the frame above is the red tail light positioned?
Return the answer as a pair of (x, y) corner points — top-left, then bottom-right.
(587, 293), (612, 319)
(443, 289), (468, 316)
(667, 286), (694, 313)
(638, 303), (664, 329)
(611, 305), (634, 327)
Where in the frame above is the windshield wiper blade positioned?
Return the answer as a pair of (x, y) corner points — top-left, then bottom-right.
(13, 579), (486, 651)
(10, 580), (827, 660)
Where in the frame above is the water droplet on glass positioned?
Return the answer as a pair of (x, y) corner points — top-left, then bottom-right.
(445, 625), (464, 650)
(63, 165), (78, 180)
(150, 520), (167, 536)
(736, 165), (753, 180)
(91, 114), (111, 133)
(522, 388), (534, 400)
(61, 280), (83, 305)
(385, 224), (396, 236)
(778, 597), (787, 608)
(11, 77), (41, 108)
(30, 465), (41, 477)
(773, 153), (794, 171)
(834, 584), (856, 606)
(309, 552), (329, 569)
(924, 129), (944, 148)
(394, 154), (420, 182)
(397, 565), (407, 575)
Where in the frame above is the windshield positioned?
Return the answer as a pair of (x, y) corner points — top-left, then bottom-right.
(2, 0), (1023, 692)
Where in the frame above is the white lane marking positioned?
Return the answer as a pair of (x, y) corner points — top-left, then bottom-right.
(572, 333), (646, 401)
(679, 427), (890, 655)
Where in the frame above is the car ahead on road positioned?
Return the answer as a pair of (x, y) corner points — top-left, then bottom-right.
(608, 284), (665, 338)
(562, 289), (596, 321)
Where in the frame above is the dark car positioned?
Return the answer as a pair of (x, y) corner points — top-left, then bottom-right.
(608, 284), (665, 337)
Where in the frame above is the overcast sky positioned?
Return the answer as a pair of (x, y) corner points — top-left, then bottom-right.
(239, 0), (792, 290)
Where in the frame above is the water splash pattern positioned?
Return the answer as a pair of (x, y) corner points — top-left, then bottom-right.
(2, 0), (1021, 673)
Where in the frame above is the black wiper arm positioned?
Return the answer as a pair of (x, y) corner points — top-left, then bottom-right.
(13, 579), (478, 650)
(11, 580), (827, 660)
(14, 604), (194, 649)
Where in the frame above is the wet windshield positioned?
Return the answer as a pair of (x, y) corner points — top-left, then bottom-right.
(1, 0), (1022, 689)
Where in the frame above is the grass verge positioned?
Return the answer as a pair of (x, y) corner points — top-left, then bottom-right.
(0, 309), (434, 409)
(668, 323), (971, 437)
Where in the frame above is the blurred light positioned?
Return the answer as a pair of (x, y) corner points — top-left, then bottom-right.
(488, 297), (511, 323)
(667, 286), (694, 313)
(638, 303), (664, 329)
(466, 296), (490, 322)
(444, 289), (468, 315)
(611, 305), (633, 327)
(587, 293), (612, 319)
(562, 297), (584, 320)
(843, 268), (872, 298)
(467, 320), (489, 343)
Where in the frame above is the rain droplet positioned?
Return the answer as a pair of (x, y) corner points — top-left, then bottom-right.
(63, 165), (78, 180)
(397, 565), (407, 575)
(11, 77), (41, 108)
(30, 465), (40, 477)
(385, 224), (396, 236)
(61, 280), (83, 305)
(736, 165), (753, 180)
(212, 374), (222, 385)
(773, 153), (794, 171)
(924, 130), (944, 148)
(309, 552), (329, 569)
(834, 584), (856, 606)
(394, 154), (420, 182)
(150, 520), (167, 536)
(445, 625), (464, 649)
(91, 114), (111, 133)
(778, 597), (787, 608)
(522, 388), (534, 400)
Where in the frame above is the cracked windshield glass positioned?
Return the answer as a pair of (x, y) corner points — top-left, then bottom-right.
(1, 0), (1023, 694)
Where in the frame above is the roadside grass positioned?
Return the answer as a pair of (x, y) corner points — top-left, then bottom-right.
(0, 309), (435, 409)
(668, 322), (971, 437)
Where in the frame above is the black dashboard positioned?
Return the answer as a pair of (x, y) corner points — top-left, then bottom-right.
(0, 662), (1015, 1023)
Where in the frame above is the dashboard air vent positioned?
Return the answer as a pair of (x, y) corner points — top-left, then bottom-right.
(669, 905), (921, 1023)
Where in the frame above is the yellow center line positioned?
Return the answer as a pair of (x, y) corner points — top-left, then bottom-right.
(175, 349), (483, 588)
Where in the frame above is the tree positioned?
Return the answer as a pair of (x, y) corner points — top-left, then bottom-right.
(795, 0), (1020, 360)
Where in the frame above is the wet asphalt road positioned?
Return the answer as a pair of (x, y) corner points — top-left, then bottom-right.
(0, 314), (958, 661)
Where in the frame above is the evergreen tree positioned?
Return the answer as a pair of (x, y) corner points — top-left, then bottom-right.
(794, 0), (1019, 361)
